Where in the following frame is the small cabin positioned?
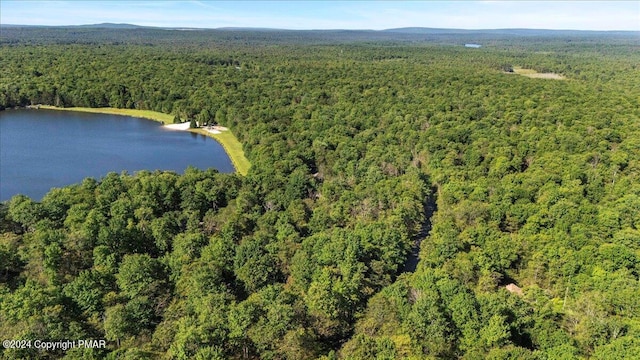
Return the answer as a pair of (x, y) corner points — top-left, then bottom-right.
(465, 43), (482, 48)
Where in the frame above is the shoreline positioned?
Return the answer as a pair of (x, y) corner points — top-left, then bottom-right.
(189, 128), (250, 176)
(39, 105), (175, 124)
(34, 106), (250, 175)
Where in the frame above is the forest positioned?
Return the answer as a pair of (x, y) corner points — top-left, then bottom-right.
(1, 27), (639, 359)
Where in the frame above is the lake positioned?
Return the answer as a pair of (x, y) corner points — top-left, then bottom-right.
(0, 109), (235, 201)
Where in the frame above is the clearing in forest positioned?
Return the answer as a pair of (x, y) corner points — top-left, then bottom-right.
(509, 66), (566, 80)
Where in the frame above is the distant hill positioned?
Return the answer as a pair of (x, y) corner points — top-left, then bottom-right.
(1, 23), (638, 35)
(73, 23), (145, 29)
(1, 24), (637, 46)
(383, 27), (476, 34)
(0, 23), (145, 29)
(217, 27), (291, 32)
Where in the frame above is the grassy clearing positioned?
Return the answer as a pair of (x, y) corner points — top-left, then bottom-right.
(38, 106), (250, 175)
(39, 106), (175, 124)
(510, 66), (565, 80)
(192, 129), (251, 176)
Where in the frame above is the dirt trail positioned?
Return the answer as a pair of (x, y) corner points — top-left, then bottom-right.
(401, 195), (437, 273)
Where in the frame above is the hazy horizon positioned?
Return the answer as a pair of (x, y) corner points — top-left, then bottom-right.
(1, 1), (638, 32)
(3, 22), (639, 33)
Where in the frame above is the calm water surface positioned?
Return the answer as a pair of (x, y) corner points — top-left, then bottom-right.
(0, 109), (234, 201)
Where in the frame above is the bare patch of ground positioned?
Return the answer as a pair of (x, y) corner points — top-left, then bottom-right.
(163, 122), (191, 130)
(202, 125), (229, 134)
(507, 66), (566, 80)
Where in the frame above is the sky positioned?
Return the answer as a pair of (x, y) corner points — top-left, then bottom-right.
(1, 1), (639, 31)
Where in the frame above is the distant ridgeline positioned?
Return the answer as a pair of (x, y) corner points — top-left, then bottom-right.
(0, 23), (637, 46)
(0, 25), (639, 359)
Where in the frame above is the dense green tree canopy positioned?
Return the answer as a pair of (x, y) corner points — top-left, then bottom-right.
(1, 27), (639, 359)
